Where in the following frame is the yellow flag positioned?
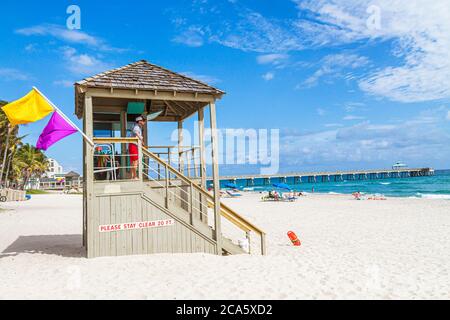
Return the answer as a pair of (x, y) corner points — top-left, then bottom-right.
(1, 88), (54, 126)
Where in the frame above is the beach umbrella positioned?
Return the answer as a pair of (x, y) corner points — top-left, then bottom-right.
(225, 182), (239, 189)
(146, 110), (163, 121)
(273, 183), (292, 191)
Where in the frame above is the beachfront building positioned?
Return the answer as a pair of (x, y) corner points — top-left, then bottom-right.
(75, 60), (265, 258)
(26, 159), (67, 190)
(39, 171), (82, 191)
(24, 177), (41, 190)
(45, 158), (64, 179)
(64, 171), (82, 188)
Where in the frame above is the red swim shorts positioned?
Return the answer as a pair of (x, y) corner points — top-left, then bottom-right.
(129, 143), (139, 162)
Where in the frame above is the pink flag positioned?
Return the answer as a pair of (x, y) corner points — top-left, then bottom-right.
(36, 112), (78, 151)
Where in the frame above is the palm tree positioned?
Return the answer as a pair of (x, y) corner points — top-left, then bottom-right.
(0, 101), (11, 186)
(13, 144), (49, 189)
(4, 134), (23, 186)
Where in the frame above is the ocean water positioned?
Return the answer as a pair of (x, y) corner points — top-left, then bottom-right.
(223, 170), (450, 199)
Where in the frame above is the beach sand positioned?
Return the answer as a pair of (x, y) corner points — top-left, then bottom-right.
(0, 193), (449, 299)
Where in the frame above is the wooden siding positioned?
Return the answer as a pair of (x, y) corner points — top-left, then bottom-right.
(87, 182), (216, 258)
(144, 181), (208, 224)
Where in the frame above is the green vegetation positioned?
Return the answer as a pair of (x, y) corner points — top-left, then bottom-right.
(1, 101), (49, 189)
(26, 189), (49, 195)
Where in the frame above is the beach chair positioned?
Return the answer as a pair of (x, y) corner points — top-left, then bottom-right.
(261, 191), (281, 201)
(282, 194), (297, 202)
(226, 190), (242, 197)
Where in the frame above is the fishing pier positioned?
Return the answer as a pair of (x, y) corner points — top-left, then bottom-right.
(217, 168), (435, 187)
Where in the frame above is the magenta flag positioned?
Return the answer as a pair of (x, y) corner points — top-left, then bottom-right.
(36, 112), (78, 151)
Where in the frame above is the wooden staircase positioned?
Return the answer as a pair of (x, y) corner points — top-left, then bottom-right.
(142, 148), (266, 256)
(88, 137), (266, 258)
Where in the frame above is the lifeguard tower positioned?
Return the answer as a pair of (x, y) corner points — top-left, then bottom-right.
(74, 60), (266, 258)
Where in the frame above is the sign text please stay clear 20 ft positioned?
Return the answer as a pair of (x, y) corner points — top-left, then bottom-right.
(99, 219), (175, 233)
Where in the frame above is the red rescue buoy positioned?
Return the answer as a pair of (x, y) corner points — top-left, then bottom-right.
(287, 231), (301, 246)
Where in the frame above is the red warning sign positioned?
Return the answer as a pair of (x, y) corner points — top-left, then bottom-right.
(99, 219), (175, 233)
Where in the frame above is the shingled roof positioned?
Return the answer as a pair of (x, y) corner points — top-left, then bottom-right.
(76, 60), (224, 95)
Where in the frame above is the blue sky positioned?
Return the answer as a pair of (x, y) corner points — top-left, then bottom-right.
(1, 0), (449, 174)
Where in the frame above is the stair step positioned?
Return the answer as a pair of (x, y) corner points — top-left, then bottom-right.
(222, 237), (247, 255)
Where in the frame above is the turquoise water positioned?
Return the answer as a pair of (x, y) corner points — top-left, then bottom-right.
(221, 170), (450, 199)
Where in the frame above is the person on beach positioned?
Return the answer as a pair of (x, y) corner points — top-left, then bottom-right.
(129, 116), (146, 179)
(352, 191), (362, 200)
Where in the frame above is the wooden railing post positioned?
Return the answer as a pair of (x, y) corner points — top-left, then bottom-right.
(186, 148), (192, 178)
(209, 102), (222, 255)
(261, 233), (267, 255)
(189, 181), (194, 225)
(138, 139), (143, 182)
(165, 164), (169, 209)
(178, 121), (184, 174)
(84, 95), (94, 257)
(198, 109), (207, 188)
(246, 231), (251, 254)
(156, 152), (161, 180)
(167, 147), (171, 167)
(192, 148), (198, 178)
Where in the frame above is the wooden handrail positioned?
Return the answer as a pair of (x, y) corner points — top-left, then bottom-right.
(148, 145), (200, 149)
(94, 137), (139, 144)
(142, 148), (266, 253)
(147, 145), (200, 157)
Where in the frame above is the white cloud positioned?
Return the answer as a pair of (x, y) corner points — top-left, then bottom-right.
(173, 26), (205, 47)
(257, 53), (289, 65)
(343, 115), (366, 121)
(208, 11), (305, 52)
(344, 102), (366, 113)
(61, 47), (112, 76)
(324, 123), (343, 128)
(294, 0), (450, 102)
(181, 71), (220, 84)
(176, 0), (450, 103)
(24, 44), (38, 52)
(16, 24), (124, 52)
(262, 72), (274, 81)
(316, 108), (326, 116)
(302, 53), (369, 87)
(53, 80), (74, 88)
(280, 107), (450, 169)
(0, 68), (30, 81)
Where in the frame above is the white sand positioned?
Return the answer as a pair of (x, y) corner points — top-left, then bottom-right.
(0, 193), (449, 299)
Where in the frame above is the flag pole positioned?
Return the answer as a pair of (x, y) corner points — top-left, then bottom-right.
(32, 86), (94, 147)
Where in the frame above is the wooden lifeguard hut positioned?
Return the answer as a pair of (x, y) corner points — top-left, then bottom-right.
(74, 60), (266, 258)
